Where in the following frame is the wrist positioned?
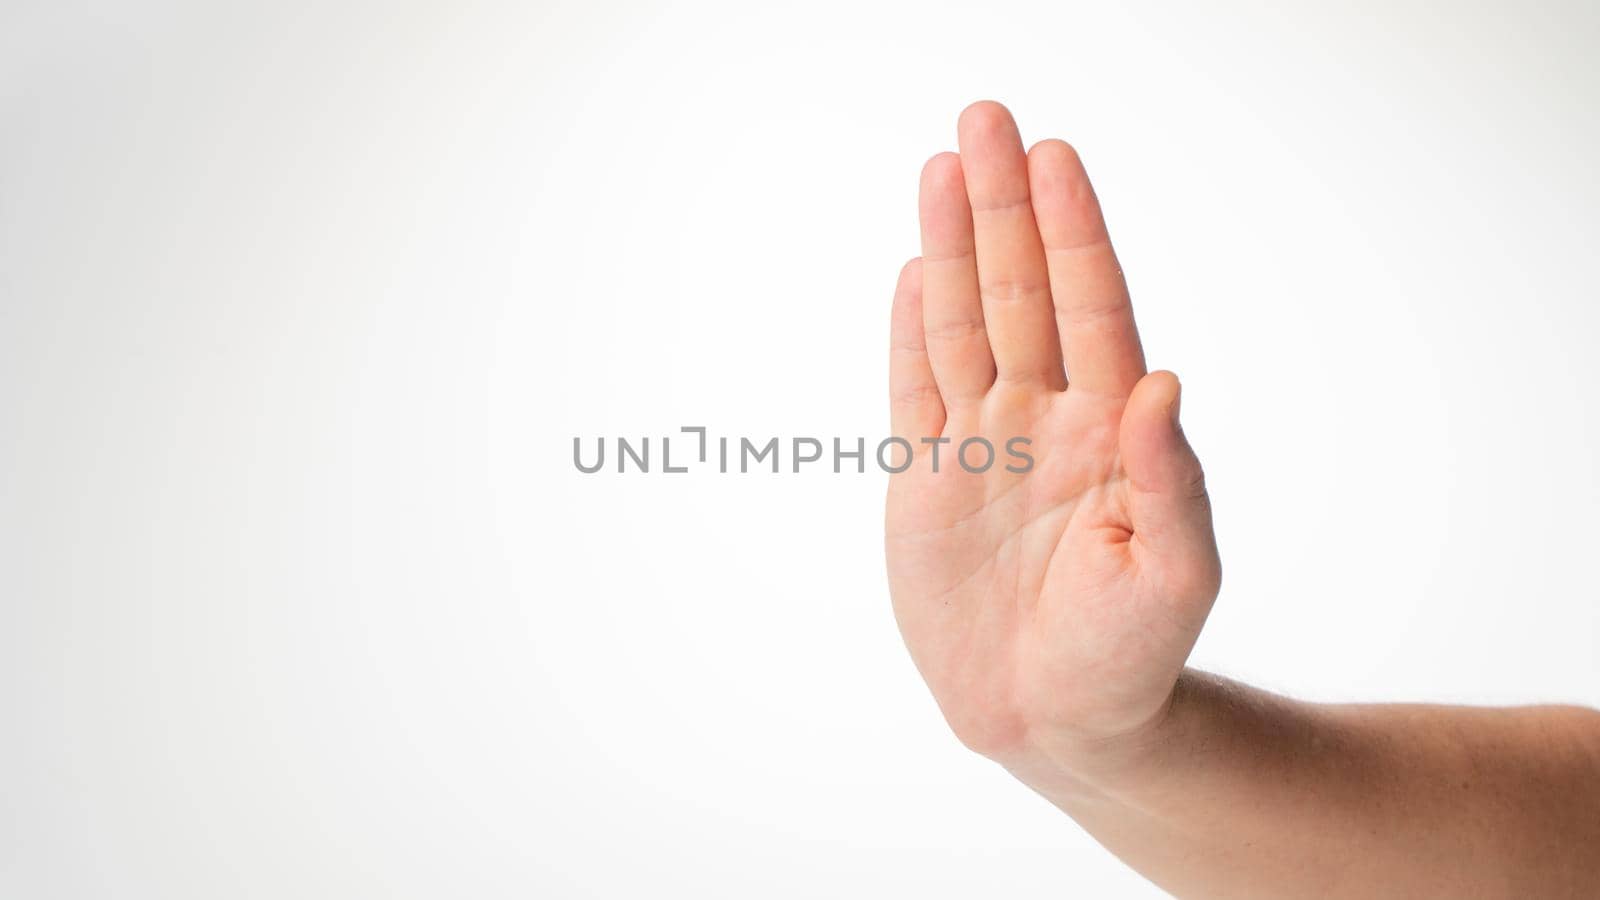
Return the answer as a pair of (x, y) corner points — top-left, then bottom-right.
(996, 675), (1193, 806)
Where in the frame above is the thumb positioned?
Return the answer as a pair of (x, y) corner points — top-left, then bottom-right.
(1119, 371), (1221, 597)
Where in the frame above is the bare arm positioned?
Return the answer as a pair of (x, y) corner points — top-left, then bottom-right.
(1011, 671), (1600, 898)
(883, 100), (1600, 898)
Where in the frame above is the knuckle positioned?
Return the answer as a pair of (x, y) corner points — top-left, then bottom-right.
(922, 316), (988, 343)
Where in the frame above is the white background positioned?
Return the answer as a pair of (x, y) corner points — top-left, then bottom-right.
(4, 1), (1599, 897)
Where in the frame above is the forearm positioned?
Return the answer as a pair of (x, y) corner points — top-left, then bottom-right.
(1006, 671), (1600, 899)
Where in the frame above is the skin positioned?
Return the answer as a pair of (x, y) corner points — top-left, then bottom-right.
(885, 100), (1600, 898)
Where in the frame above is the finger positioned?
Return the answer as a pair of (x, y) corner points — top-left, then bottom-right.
(1120, 371), (1221, 602)
(918, 151), (995, 406)
(1028, 139), (1146, 398)
(956, 101), (1065, 390)
(889, 258), (945, 439)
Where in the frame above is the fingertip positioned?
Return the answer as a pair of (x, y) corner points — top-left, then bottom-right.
(1027, 138), (1094, 202)
(1132, 371), (1183, 429)
(1121, 371), (1184, 467)
(1027, 138), (1086, 184)
(919, 153), (975, 259)
(1027, 137), (1080, 163)
(1138, 369), (1182, 408)
(895, 256), (924, 297)
(919, 153), (967, 222)
(958, 100), (1017, 139)
(957, 102), (1028, 202)
(921, 151), (963, 188)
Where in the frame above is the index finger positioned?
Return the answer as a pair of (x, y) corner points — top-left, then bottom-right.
(1027, 139), (1146, 398)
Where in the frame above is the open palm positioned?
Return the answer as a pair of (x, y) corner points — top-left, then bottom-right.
(885, 103), (1221, 764)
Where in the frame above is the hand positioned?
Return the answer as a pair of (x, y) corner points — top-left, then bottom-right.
(885, 102), (1221, 775)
